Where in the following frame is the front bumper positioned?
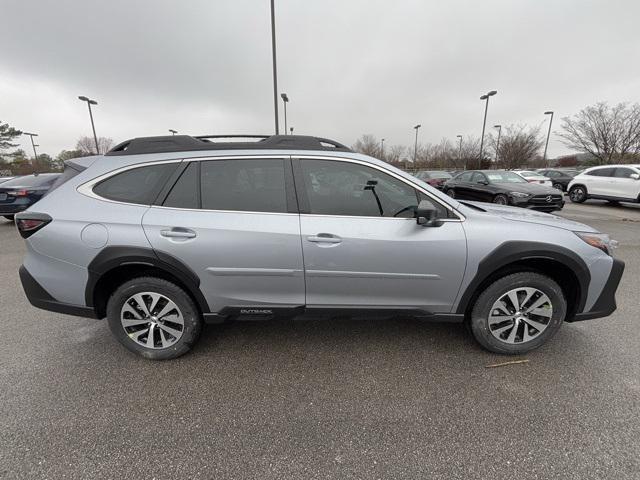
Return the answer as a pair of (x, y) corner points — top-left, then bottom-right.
(19, 266), (98, 318)
(510, 196), (565, 211)
(570, 258), (625, 321)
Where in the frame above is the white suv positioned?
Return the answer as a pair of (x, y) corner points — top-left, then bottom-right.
(568, 165), (640, 204)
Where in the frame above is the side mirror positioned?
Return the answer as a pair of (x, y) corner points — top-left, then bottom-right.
(630, 173), (640, 180)
(416, 199), (443, 227)
(477, 180), (489, 185)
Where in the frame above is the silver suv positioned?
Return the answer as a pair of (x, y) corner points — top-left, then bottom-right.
(16, 135), (624, 360)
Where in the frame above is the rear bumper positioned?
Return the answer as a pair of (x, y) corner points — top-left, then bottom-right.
(19, 266), (98, 319)
(570, 258), (625, 322)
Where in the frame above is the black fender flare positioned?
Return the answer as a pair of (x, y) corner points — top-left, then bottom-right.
(455, 241), (590, 315)
(85, 246), (210, 314)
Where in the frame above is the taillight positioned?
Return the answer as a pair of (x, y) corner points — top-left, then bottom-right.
(15, 213), (52, 239)
(8, 189), (29, 196)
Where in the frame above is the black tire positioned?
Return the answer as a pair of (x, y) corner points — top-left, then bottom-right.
(552, 183), (563, 191)
(107, 277), (202, 360)
(446, 188), (456, 199)
(569, 185), (587, 203)
(493, 194), (508, 205)
(3, 215), (14, 221)
(469, 272), (566, 355)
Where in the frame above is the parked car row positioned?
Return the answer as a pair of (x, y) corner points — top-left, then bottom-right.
(442, 170), (564, 212)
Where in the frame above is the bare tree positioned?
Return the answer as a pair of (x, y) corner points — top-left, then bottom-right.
(76, 136), (114, 155)
(352, 134), (381, 157)
(386, 145), (406, 164)
(486, 125), (544, 169)
(557, 102), (640, 164)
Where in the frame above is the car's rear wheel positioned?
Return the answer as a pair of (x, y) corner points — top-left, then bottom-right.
(107, 277), (202, 360)
(3, 215), (14, 221)
(493, 194), (508, 205)
(446, 188), (456, 199)
(469, 272), (566, 355)
(569, 185), (587, 203)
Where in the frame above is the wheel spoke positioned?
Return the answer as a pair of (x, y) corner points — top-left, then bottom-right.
(522, 324), (532, 342)
(524, 317), (548, 331)
(488, 315), (513, 325)
(492, 323), (514, 336)
(530, 307), (552, 318)
(159, 323), (182, 339)
(122, 318), (150, 328)
(148, 293), (162, 315)
(122, 303), (142, 319)
(159, 328), (170, 348)
(524, 295), (550, 313)
(156, 300), (178, 320)
(506, 323), (519, 343)
(519, 288), (536, 311)
(132, 294), (151, 317)
(146, 324), (156, 348)
(129, 327), (149, 341)
(507, 290), (521, 311)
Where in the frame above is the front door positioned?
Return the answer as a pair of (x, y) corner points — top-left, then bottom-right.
(293, 157), (467, 312)
(142, 157), (305, 311)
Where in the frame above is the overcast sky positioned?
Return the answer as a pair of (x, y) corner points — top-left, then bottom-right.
(2, 0), (639, 158)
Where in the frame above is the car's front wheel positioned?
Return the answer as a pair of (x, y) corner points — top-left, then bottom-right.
(446, 188), (456, 199)
(469, 272), (566, 355)
(107, 277), (203, 360)
(493, 194), (508, 205)
(569, 185), (587, 203)
(552, 183), (563, 191)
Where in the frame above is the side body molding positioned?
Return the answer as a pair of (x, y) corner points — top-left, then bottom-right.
(85, 246), (210, 313)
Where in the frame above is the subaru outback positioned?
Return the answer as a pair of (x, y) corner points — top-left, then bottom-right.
(15, 134), (624, 360)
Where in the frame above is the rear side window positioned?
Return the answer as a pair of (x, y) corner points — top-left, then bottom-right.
(200, 159), (287, 213)
(458, 172), (473, 182)
(587, 168), (615, 177)
(163, 162), (199, 209)
(613, 168), (635, 178)
(93, 164), (177, 205)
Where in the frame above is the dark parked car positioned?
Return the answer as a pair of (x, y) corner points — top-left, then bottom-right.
(444, 170), (564, 212)
(414, 170), (452, 190)
(537, 169), (578, 191)
(0, 173), (60, 220)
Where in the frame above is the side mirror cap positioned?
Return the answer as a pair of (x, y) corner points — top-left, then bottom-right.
(416, 199), (443, 227)
(630, 173), (640, 180)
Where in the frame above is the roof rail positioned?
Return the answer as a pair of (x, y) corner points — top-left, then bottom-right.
(106, 134), (352, 156)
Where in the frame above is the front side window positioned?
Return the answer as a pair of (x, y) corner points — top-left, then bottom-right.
(200, 159), (287, 213)
(93, 163), (177, 205)
(299, 159), (446, 218)
(613, 168), (635, 178)
(471, 172), (487, 183)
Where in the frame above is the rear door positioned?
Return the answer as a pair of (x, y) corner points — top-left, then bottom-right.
(142, 157), (305, 312)
(293, 157), (466, 312)
(585, 167), (614, 195)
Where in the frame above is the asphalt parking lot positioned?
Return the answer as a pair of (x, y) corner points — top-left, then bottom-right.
(1, 201), (639, 480)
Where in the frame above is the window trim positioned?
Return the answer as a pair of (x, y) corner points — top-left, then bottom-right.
(291, 155), (464, 222)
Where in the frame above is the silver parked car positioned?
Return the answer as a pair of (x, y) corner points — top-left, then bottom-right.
(16, 134), (624, 360)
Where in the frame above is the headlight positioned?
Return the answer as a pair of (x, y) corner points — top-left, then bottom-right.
(575, 232), (618, 256)
(510, 191), (531, 198)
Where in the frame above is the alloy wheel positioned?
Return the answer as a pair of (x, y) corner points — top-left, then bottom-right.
(120, 292), (185, 349)
(488, 287), (553, 344)
(570, 187), (585, 202)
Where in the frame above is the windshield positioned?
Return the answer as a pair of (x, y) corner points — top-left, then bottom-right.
(0, 174), (59, 187)
(518, 171), (544, 178)
(486, 171), (527, 183)
(425, 171), (451, 179)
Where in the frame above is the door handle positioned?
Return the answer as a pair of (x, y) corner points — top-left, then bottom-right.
(161, 228), (197, 239)
(307, 233), (342, 244)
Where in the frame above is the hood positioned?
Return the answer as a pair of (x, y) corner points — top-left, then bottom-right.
(493, 182), (557, 194)
(461, 201), (598, 233)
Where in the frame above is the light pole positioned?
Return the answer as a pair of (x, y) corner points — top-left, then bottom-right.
(280, 93), (289, 134)
(78, 96), (99, 154)
(169, 129), (178, 135)
(543, 111), (554, 167)
(23, 132), (39, 173)
(456, 134), (463, 166)
(270, 0), (279, 134)
(479, 90), (497, 160)
(494, 124), (502, 165)
(380, 138), (385, 159)
(413, 124), (421, 163)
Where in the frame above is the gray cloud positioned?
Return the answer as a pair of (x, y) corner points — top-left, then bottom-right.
(2, 0), (639, 157)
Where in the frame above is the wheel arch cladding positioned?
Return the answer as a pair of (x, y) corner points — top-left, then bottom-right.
(86, 246), (210, 319)
(456, 241), (590, 320)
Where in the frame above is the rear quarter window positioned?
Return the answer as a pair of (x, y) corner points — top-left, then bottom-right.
(93, 163), (178, 205)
